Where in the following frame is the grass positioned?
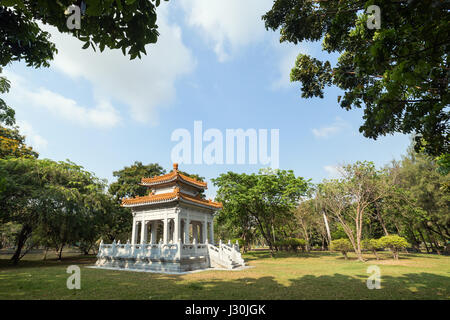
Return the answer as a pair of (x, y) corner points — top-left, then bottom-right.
(0, 249), (449, 300)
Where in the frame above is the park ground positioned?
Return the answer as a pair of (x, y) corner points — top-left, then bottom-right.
(0, 249), (449, 300)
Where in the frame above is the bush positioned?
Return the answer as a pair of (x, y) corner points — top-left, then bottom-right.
(230, 238), (244, 248)
(379, 235), (409, 260)
(362, 239), (382, 260)
(274, 238), (306, 252)
(330, 239), (353, 260)
(288, 238), (306, 252)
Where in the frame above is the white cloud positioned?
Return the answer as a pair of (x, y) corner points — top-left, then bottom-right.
(43, 4), (195, 124)
(4, 71), (120, 128)
(16, 120), (48, 151)
(312, 117), (349, 138)
(324, 165), (342, 179)
(180, 0), (273, 62)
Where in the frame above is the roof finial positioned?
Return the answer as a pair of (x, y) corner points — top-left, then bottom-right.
(173, 163), (179, 172)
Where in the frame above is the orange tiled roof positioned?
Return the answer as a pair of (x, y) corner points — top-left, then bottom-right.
(121, 190), (178, 207)
(121, 187), (222, 209)
(140, 163), (207, 188)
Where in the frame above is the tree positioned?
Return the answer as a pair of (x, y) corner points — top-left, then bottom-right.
(379, 235), (409, 260)
(390, 147), (450, 253)
(0, 222), (20, 249)
(0, 157), (111, 263)
(0, 125), (38, 159)
(0, 67), (15, 126)
(362, 239), (382, 260)
(330, 239), (353, 260)
(295, 199), (317, 251)
(108, 162), (165, 202)
(320, 161), (391, 261)
(263, 0), (449, 157)
(213, 168), (309, 254)
(214, 202), (256, 252)
(1, 0), (167, 68)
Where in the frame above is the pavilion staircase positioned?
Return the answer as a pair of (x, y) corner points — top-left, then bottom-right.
(207, 241), (245, 269)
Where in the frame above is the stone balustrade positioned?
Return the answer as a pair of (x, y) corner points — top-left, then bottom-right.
(96, 239), (244, 273)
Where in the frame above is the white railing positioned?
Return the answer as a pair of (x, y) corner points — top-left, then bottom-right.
(97, 239), (245, 269)
(207, 240), (245, 269)
(97, 240), (181, 261)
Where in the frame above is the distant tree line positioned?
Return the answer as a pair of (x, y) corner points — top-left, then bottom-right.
(214, 143), (449, 260)
(0, 115), (171, 264)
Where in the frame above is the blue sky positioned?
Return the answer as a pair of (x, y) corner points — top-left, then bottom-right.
(4, 1), (410, 199)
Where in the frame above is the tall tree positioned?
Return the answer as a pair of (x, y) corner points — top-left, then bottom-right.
(295, 199), (317, 251)
(1, 0), (166, 68)
(319, 161), (391, 261)
(263, 0), (449, 157)
(213, 168), (309, 254)
(0, 158), (110, 263)
(108, 162), (165, 202)
(394, 148), (450, 253)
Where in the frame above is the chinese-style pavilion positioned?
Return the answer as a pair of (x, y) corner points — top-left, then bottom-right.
(95, 163), (245, 273)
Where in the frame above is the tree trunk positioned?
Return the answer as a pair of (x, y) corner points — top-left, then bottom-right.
(305, 231), (310, 252)
(431, 240), (442, 255)
(43, 247), (49, 261)
(374, 202), (389, 236)
(372, 249), (379, 260)
(242, 232), (247, 253)
(252, 214), (274, 256)
(418, 229), (430, 253)
(58, 244), (64, 260)
(10, 224), (32, 265)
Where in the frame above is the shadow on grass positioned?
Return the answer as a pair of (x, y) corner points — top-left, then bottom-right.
(109, 271), (450, 300)
(243, 250), (337, 261)
(0, 254), (449, 299)
(0, 254), (97, 270)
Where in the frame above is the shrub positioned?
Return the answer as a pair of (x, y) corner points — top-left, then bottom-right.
(230, 238), (244, 249)
(275, 238), (307, 252)
(292, 238), (306, 252)
(379, 235), (409, 260)
(362, 239), (382, 260)
(330, 239), (353, 260)
(274, 240), (283, 251)
(286, 238), (306, 252)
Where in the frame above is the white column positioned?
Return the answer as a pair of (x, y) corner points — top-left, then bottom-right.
(143, 221), (148, 244)
(131, 219), (137, 244)
(163, 217), (168, 244)
(192, 222), (198, 243)
(151, 221), (157, 244)
(209, 219), (214, 245)
(174, 217), (180, 243)
(140, 220), (146, 244)
(184, 218), (190, 244)
(203, 217), (208, 244)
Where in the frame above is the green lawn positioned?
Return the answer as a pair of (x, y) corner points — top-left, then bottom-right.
(0, 250), (449, 299)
